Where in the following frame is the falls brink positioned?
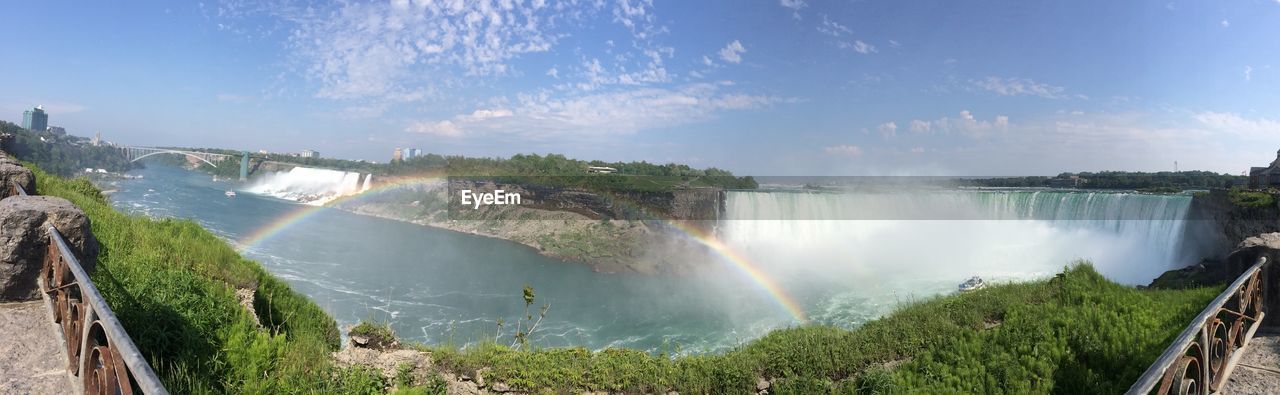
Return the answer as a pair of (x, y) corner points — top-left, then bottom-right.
(244, 166), (368, 206)
(718, 190), (1194, 288)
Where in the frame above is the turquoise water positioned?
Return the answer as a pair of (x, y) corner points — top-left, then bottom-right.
(101, 164), (1198, 353)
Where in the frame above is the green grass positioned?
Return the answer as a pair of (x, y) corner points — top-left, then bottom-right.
(26, 161), (1225, 394)
(1229, 188), (1276, 207)
(410, 264), (1219, 394)
(29, 165), (382, 393)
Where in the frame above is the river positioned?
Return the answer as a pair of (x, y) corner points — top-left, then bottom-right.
(100, 164), (1198, 353)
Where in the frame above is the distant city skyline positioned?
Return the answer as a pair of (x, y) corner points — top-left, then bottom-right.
(1, 1), (1278, 176)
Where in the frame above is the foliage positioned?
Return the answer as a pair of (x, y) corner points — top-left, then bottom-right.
(0, 120), (135, 176)
(964, 171), (1244, 191)
(351, 321), (400, 350)
(416, 264), (1218, 394)
(28, 163), (368, 393)
(1228, 188), (1276, 208)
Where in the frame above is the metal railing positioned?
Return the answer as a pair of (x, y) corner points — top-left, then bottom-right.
(1127, 256), (1268, 395)
(40, 225), (168, 394)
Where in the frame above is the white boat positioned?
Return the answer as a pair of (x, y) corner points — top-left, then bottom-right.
(959, 276), (986, 292)
(225, 190), (236, 197)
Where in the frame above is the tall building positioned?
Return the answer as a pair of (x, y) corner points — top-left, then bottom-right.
(300, 149), (318, 159)
(21, 106), (48, 132)
(47, 126), (66, 136)
(92, 132), (101, 146)
(392, 147), (403, 162)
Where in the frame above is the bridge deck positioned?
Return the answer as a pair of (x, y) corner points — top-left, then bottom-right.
(1223, 332), (1280, 394)
(0, 301), (73, 393)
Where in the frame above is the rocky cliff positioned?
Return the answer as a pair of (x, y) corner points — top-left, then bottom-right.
(333, 178), (728, 274)
(1183, 189), (1280, 260)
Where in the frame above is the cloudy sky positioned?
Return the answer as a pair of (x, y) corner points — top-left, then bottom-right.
(1, 0), (1278, 175)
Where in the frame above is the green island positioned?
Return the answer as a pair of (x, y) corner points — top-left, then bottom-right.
(24, 159), (1223, 394)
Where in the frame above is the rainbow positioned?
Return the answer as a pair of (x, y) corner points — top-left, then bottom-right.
(236, 174), (809, 323)
(236, 173), (446, 250)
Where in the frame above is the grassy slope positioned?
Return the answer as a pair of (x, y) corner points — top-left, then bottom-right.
(30, 163), (1222, 394)
(421, 265), (1219, 394)
(31, 165), (386, 394)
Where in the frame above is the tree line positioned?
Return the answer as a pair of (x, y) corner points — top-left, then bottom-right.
(961, 171), (1245, 190)
(0, 121), (134, 176)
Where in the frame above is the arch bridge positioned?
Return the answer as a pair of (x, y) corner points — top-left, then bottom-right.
(119, 147), (234, 168)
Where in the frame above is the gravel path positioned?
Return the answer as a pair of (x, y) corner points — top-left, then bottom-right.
(0, 301), (73, 394)
(1223, 334), (1280, 394)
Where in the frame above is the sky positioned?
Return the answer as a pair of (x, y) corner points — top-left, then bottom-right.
(1, 0), (1278, 176)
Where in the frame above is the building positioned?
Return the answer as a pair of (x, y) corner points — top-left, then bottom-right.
(47, 126), (66, 136)
(21, 106), (48, 132)
(92, 132), (101, 146)
(392, 147), (403, 162)
(404, 148), (422, 160)
(587, 166), (618, 174)
(1249, 149), (1280, 188)
(299, 149), (318, 159)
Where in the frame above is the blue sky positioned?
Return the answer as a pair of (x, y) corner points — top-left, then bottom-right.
(2, 0), (1278, 176)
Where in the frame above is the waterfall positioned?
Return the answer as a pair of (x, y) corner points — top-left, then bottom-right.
(361, 174), (373, 192)
(718, 190), (1194, 286)
(244, 167), (369, 206)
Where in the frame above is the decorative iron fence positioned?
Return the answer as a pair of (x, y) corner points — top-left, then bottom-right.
(40, 225), (168, 394)
(1127, 256), (1268, 395)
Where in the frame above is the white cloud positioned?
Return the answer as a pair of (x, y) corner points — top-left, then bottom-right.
(1193, 111), (1280, 139)
(1245, 65), (1253, 81)
(910, 147), (925, 154)
(817, 15), (850, 37)
(406, 120), (462, 137)
(909, 119), (932, 134)
(546, 67), (559, 79)
(779, 0), (806, 19)
(406, 83), (785, 140)
(466, 108), (514, 120)
(779, 0), (807, 10)
(971, 77), (1070, 99)
(843, 40), (877, 54)
(878, 121), (898, 138)
(275, 1), (572, 101)
(909, 110), (1011, 139)
(1221, 19), (1230, 27)
(824, 145), (863, 156)
(718, 40), (746, 64)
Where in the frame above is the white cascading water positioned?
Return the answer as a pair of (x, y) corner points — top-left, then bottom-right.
(244, 167), (367, 206)
(361, 174), (373, 192)
(717, 190), (1195, 325)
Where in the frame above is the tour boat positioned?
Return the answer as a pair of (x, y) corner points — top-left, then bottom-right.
(225, 190), (236, 197)
(959, 276), (986, 292)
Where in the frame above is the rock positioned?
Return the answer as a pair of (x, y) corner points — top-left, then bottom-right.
(474, 367), (490, 387)
(490, 382), (511, 392)
(1238, 232), (1280, 250)
(0, 163), (35, 199)
(756, 377), (771, 392)
(331, 346), (431, 384)
(236, 287), (261, 326)
(0, 196), (98, 301)
(351, 335), (370, 347)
